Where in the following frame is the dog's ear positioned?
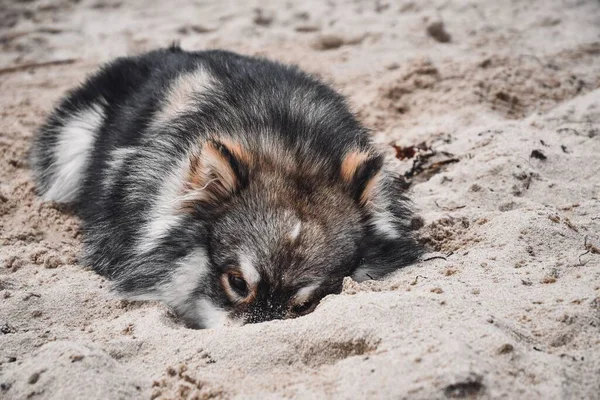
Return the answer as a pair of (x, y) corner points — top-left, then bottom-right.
(340, 150), (384, 206)
(182, 139), (250, 208)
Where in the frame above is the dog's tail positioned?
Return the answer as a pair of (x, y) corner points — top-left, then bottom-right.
(30, 95), (106, 204)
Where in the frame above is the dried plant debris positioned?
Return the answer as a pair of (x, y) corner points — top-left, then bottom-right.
(584, 236), (600, 254)
(0, 58), (78, 75)
(392, 142), (459, 183)
(392, 141), (430, 160)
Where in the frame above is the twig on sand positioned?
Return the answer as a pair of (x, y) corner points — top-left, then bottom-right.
(424, 255), (447, 262)
(0, 58), (78, 76)
(423, 251), (454, 262)
(580, 235), (600, 265)
(434, 200), (466, 211)
(524, 173), (533, 190)
(410, 275), (428, 285)
(22, 292), (41, 300)
(578, 238), (592, 266)
(578, 250), (590, 266)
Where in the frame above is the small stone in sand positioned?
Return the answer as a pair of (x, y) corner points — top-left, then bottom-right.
(497, 343), (514, 354)
(43, 255), (64, 269)
(548, 214), (560, 223)
(312, 34), (344, 50)
(253, 9), (274, 26)
(427, 21), (451, 43)
(1, 321), (17, 334)
(177, 25), (217, 35)
(295, 24), (320, 33)
(28, 371), (43, 384)
(530, 149), (547, 160)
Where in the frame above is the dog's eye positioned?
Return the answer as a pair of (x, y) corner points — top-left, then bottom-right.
(291, 300), (316, 316)
(228, 274), (248, 297)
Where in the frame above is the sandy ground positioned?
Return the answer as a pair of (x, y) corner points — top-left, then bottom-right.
(1, 0), (600, 398)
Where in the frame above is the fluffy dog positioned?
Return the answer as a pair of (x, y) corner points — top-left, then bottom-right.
(30, 46), (422, 328)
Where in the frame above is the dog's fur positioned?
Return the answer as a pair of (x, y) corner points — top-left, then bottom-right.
(30, 47), (423, 328)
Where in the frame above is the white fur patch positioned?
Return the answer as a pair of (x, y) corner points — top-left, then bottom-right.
(123, 249), (243, 328)
(352, 266), (373, 282)
(289, 221), (302, 242)
(160, 249), (209, 311)
(239, 252), (261, 286)
(124, 248), (208, 307)
(152, 67), (216, 126)
(135, 66), (217, 253)
(293, 283), (320, 304)
(368, 179), (399, 239)
(136, 156), (190, 254)
(195, 298), (241, 329)
(371, 207), (400, 239)
(43, 103), (105, 203)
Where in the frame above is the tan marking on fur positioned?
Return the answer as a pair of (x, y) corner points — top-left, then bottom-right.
(153, 67), (215, 126)
(245, 137), (300, 176)
(179, 141), (240, 211)
(219, 137), (253, 166)
(202, 141), (238, 192)
(341, 150), (371, 183)
(360, 170), (382, 206)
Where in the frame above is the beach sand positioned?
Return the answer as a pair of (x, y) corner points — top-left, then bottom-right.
(1, 0), (599, 398)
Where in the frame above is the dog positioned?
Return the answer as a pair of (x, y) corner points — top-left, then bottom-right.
(30, 46), (422, 328)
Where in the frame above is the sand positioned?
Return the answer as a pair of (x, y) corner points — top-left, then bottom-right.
(1, 0), (599, 398)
